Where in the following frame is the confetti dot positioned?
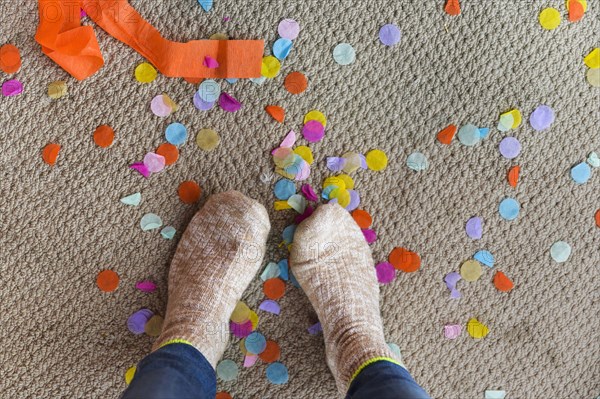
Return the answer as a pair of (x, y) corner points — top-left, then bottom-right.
(216, 392), (233, 399)
(352, 209), (373, 229)
(231, 301), (251, 324)
(178, 181), (202, 204)
(0, 44), (21, 74)
(261, 56), (281, 78)
(474, 250), (495, 268)
(539, 8), (561, 30)
(274, 179), (296, 200)
(135, 62), (157, 83)
(143, 152), (166, 173)
(499, 198), (520, 221)
(48, 81), (67, 99)
(42, 143), (61, 166)
(140, 213), (163, 231)
(584, 48), (600, 69)
(245, 332), (267, 355)
(333, 43), (356, 65)
(375, 262), (396, 284)
(594, 209), (600, 227)
(156, 143), (179, 165)
(304, 110), (327, 127)
(570, 162), (591, 184)
(2, 79), (23, 96)
(587, 68), (600, 87)
(493, 271), (514, 292)
(127, 309), (153, 335)
(165, 123), (188, 146)
(366, 149), (388, 171)
(124, 366), (136, 385)
(388, 247), (421, 272)
(266, 362), (289, 385)
(259, 340), (281, 363)
(507, 165), (520, 188)
(467, 318), (489, 339)
(458, 124), (481, 146)
(193, 92), (215, 111)
(144, 315), (164, 336)
(498, 137), (521, 159)
(529, 105), (555, 131)
(460, 260), (482, 282)
(196, 128), (220, 151)
(379, 24), (401, 46)
(284, 72), (308, 94)
(444, 324), (462, 339)
(219, 92), (242, 112)
(96, 270), (119, 292)
(216, 359), (238, 382)
(302, 120), (325, 143)
(465, 217), (483, 239)
(406, 152), (429, 171)
(263, 278), (285, 300)
(160, 226), (176, 240)
(151, 94), (178, 117)
(93, 125), (115, 148)
(197, 79), (221, 102)
(588, 152), (600, 168)
(278, 19), (300, 40)
(273, 38), (293, 60)
(550, 241), (571, 263)
(265, 105), (285, 122)
(437, 124), (457, 145)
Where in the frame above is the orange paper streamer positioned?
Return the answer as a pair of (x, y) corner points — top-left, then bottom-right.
(35, 0), (264, 80)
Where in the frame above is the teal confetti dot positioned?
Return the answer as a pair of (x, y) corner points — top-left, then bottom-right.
(473, 250), (495, 267)
(499, 198), (520, 221)
(160, 226), (176, 240)
(550, 241), (571, 263)
(198, 79), (221, 102)
(570, 162), (591, 184)
(282, 224), (297, 244)
(274, 179), (296, 200)
(165, 123), (188, 146)
(216, 359), (238, 382)
(266, 362), (289, 385)
(458, 124), (481, 146)
(273, 38), (293, 60)
(333, 43), (356, 65)
(245, 332), (267, 355)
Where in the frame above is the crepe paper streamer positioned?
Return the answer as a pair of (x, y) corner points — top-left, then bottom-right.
(96, 270), (119, 292)
(261, 262), (281, 281)
(0, 44), (21, 73)
(366, 149), (388, 171)
(346, 190), (361, 212)
(302, 120), (325, 143)
(198, 0), (213, 12)
(2, 79), (23, 96)
(216, 392), (233, 399)
(124, 366), (136, 385)
(333, 43), (356, 66)
(493, 271), (514, 292)
(485, 390), (507, 399)
(529, 105), (555, 131)
(444, 272), (462, 299)
(151, 94), (178, 117)
(144, 153), (166, 173)
(301, 184), (319, 202)
(216, 360), (238, 382)
(567, 0), (585, 22)
(230, 320), (253, 338)
(219, 92), (242, 112)
(288, 194), (307, 214)
(203, 56), (219, 69)
(261, 56), (281, 78)
(595, 210), (600, 228)
(460, 260), (482, 282)
(479, 127), (490, 139)
(42, 143), (61, 166)
(308, 322), (322, 335)
(467, 318), (489, 339)
(245, 332), (267, 355)
(587, 69), (600, 87)
(584, 48), (600, 69)
(352, 209), (373, 229)
(571, 162), (591, 184)
(144, 315), (163, 337)
(444, 0), (461, 15)
(140, 213), (163, 231)
(458, 124), (481, 146)
(443, 324), (462, 340)
(93, 125), (115, 148)
(406, 152), (429, 171)
(273, 38), (293, 60)
(264, 278), (286, 300)
(389, 247), (421, 272)
(196, 128), (220, 151)
(160, 226), (176, 240)
(507, 165), (520, 188)
(282, 224), (297, 245)
(498, 137), (521, 159)
(278, 19), (300, 40)
(48, 81), (68, 99)
(278, 259), (289, 281)
(127, 309), (153, 335)
(156, 143), (179, 166)
(193, 92), (215, 111)
(178, 181), (202, 204)
(243, 354), (258, 368)
(231, 301), (251, 323)
(550, 241), (572, 263)
(135, 280), (156, 292)
(259, 300), (281, 315)
(375, 262), (396, 284)
(274, 179), (296, 200)
(465, 217), (483, 240)
(34, 0), (264, 81)
(499, 198), (520, 221)
(266, 362), (289, 385)
(437, 124), (457, 145)
(135, 62), (157, 83)
(379, 24), (401, 46)
(265, 105), (285, 123)
(539, 8), (561, 30)
(474, 250), (495, 268)
(130, 162), (151, 178)
(284, 72), (308, 94)
(121, 193), (142, 206)
(587, 152), (600, 168)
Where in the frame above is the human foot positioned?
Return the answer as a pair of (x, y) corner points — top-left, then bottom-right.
(290, 203), (400, 393)
(154, 191), (270, 367)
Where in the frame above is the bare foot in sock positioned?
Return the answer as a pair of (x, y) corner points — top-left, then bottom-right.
(290, 203), (400, 394)
(154, 191), (270, 367)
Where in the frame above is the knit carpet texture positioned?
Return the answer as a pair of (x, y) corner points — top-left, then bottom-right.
(0, 0), (598, 398)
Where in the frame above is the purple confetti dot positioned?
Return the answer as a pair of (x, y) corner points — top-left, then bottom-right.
(529, 105), (555, 131)
(465, 217), (483, 240)
(127, 309), (154, 335)
(193, 91), (215, 111)
(499, 137), (521, 159)
(375, 262), (396, 284)
(362, 228), (377, 244)
(218, 92), (242, 112)
(2, 79), (23, 96)
(379, 24), (401, 46)
(302, 120), (325, 143)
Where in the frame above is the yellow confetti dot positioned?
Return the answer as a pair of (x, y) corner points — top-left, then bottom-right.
(162, 94), (179, 113)
(230, 301), (251, 323)
(331, 188), (351, 208)
(587, 68), (600, 87)
(323, 176), (346, 190)
(584, 48), (600, 69)
(467, 318), (489, 339)
(144, 315), (163, 337)
(125, 365), (137, 385)
(249, 310), (259, 329)
(210, 32), (229, 40)
(565, 0), (587, 12)
(337, 174), (355, 190)
(460, 260), (483, 282)
(365, 149), (388, 171)
(261, 56), (281, 78)
(135, 62), (158, 83)
(304, 110), (327, 127)
(196, 128), (220, 151)
(509, 109), (522, 129)
(539, 8), (561, 30)
(294, 146), (314, 164)
(274, 200), (292, 210)
(47, 81), (67, 99)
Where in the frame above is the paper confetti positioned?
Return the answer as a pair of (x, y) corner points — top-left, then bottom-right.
(465, 217), (483, 239)
(42, 143), (61, 166)
(265, 105), (285, 122)
(467, 318), (489, 339)
(375, 262), (396, 284)
(507, 165), (520, 187)
(160, 226), (176, 239)
(550, 241), (572, 263)
(156, 143), (179, 165)
(259, 340), (281, 363)
(366, 149), (388, 171)
(2, 79), (23, 96)
(284, 72), (308, 94)
(584, 48), (600, 69)
(144, 315), (163, 337)
(203, 56), (219, 68)
(539, 7), (561, 30)
(437, 124), (457, 144)
(460, 260), (483, 282)
(586, 69), (600, 87)
(529, 105), (555, 131)
(0, 44), (21, 73)
(196, 128), (220, 151)
(140, 213), (162, 231)
(474, 250), (495, 268)
(48, 81), (68, 99)
(389, 247), (421, 272)
(379, 24), (401, 46)
(493, 271), (514, 292)
(178, 181), (202, 204)
(259, 300), (281, 315)
(485, 390), (507, 399)
(219, 92), (242, 112)
(278, 19), (300, 40)
(571, 162), (591, 184)
(499, 137), (521, 159)
(245, 332), (267, 355)
(198, 0), (213, 12)
(333, 43), (356, 65)
(135, 62), (157, 83)
(127, 309), (153, 335)
(458, 124), (481, 146)
(216, 360), (238, 382)
(124, 366), (136, 385)
(266, 362), (289, 385)
(587, 152), (600, 168)
(143, 152), (166, 173)
(197, 79), (221, 102)
(96, 270), (119, 292)
(406, 152), (429, 171)
(151, 94), (178, 117)
(120, 193), (141, 206)
(444, 272), (462, 298)
(444, 324), (462, 339)
(93, 125), (115, 148)
(135, 280), (156, 293)
(498, 198), (520, 221)
(263, 278), (286, 300)
(262, 56), (281, 78)
(444, 0), (461, 15)
(273, 38), (293, 60)
(308, 322), (322, 335)
(302, 120), (325, 143)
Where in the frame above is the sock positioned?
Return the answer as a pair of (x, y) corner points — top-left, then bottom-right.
(154, 191), (270, 367)
(290, 203), (401, 394)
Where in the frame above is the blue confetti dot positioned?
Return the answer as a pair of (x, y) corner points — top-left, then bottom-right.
(165, 123), (188, 145)
(473, 250), (495, 267)
(274, 179), (296, 200)
(266, 362), (289, 385)
(479, 127), (490, 139)
(198, 0), (213, 12)
(278, 259), (289, 281)
(282, 224), (297, 245)
(225, 78), (238, 84)
(245, 332), (267, 355)
(499, 198), (520, 221)
(273, 38), (293, 60)
(570, 162), (591, 184)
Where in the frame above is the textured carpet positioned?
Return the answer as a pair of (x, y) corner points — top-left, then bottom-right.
(0, 0), (598, 398)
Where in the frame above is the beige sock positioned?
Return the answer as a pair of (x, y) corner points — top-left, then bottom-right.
(154, 190), (270, 367)
(290, 203), (401, 394)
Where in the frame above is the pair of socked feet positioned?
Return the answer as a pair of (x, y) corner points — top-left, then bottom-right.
(155, 191), (401, 394)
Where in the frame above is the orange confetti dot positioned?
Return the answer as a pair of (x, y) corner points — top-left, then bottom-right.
(444, 0), (461, 16)
(507, 165), (520, 188)
(93, 125), (115, 148)
(156, 143), (179, 165)
(259, 340), (281, 363)
(178, 181), (202, 204)
(568, 0), (584, 22)
(595, 209), (600, 228)
(493, 271), (514, 292)
(42, 143), (61, 166)
(216, 392), (233, 399)
(388, 247), (421, 273)
(263, 278), (285, 300)
(352, 209), (373, 229)
(96, 270), (120, 292)
(265, 105), (285, 123)
(0, 44), (21, 74)
(437, 124), (457, 145)
(284, 71), (308, 94)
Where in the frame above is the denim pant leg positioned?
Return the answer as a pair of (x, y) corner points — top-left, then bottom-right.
(346, 361), (430, 399)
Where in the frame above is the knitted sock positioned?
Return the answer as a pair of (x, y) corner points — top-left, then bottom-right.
(154, 191), (270, 368)
(290, 203), (401, 394)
